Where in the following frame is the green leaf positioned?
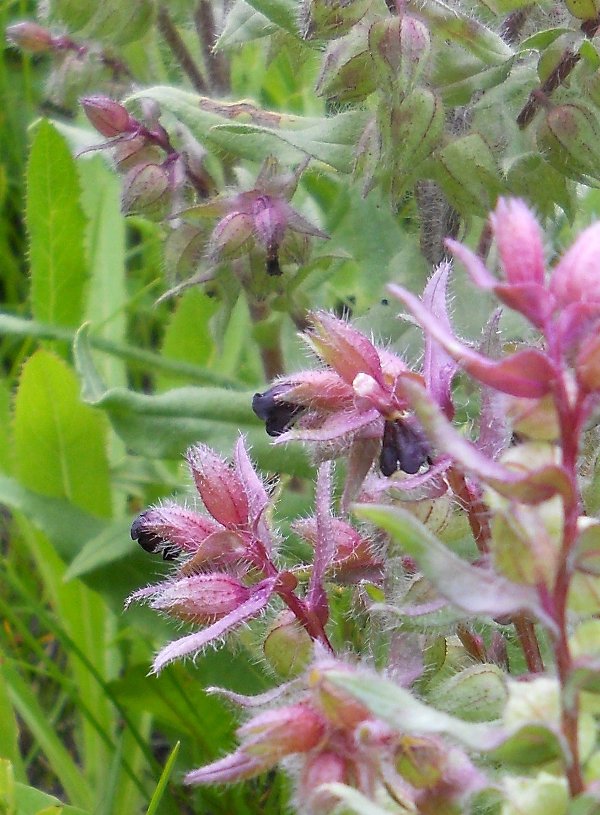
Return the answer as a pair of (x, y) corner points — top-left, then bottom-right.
(157, 288), (218, 391)
(243, 0), (299, 36)
(79, 156), (127, 390)
(519, 28), (572, 53)
(212, 109), (369, 173)
(145, 742), (180, 815)
(13, 349), (111, 517)
(217, 0), (276, 48)
(3, 665), (94, 810)
(63, 519), (134, 581)
(412, 0), (513, 64)
(0, 670), (26, 782)
(126, 87), (368, 171)
(26, 121), (87, 328)
(353, 504), (555, 629)
(74, 327), (312, 475)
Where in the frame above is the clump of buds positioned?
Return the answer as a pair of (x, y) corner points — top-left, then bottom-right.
(177, 156), (328, 277)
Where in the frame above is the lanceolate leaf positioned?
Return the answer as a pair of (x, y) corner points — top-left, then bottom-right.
(354, 503), (556, 631)
(26, 120), (88, 328)
(13, 349), (111, 517)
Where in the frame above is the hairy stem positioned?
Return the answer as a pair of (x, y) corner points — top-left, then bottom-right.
(157, 5), (208, 94)
(194, 0), (230, 94)
(447, 467), (544, 672)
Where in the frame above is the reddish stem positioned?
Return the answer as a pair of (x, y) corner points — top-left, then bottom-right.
(446, 467), (544, 672)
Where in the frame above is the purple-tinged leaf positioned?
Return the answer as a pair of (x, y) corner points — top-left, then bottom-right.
(206, 679), (301, 708)
(353, 503), (557, 631)
(422, 262), (458, 418)
(151, 578), (277, 673)
(327, 671), (563, 763)
(306, 311), (384, 387)
(389, 283), (556, 397)
(477, 310), (510, 460)
(445, 238), (495, 290)
(234, 435), (269, 528)
(399, 377), (573, 505)
(341, 437), (380, 511)
(185, 749), (267, 785)
(308, 462), (334, 620)
(275, 409), (381, 443)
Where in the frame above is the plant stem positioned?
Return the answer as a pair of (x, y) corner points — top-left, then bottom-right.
(247, 298), (285, 381)
(447, 467), (544, 672)
(194, 0), (230, 94)
(157, 5), (208, 94)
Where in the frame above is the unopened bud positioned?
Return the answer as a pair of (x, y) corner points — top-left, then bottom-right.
(300, 0), (371, 40)
(150, 573), (251, 623)
(550, 220), (600, 305)
(565, 0), (600, 19)
(238, 703), (326, 760)
(310, 664), (370, 730)
(81, 95), (138, 137)
(263, 611), (313, 678)
(6, 21), (54, 52)
(490, 198), (545, 287)
(186, 444), (249, 528)
(431, 133), (503, 216)
(121, 161), (172, 219)
(395, 735), (444, 789)
(210, 211), (254, 258)
(536, 102), (600, 183)
(300, 751), (355, 815)
(369, 15), (430, 91)
(315, 23), (375, 103)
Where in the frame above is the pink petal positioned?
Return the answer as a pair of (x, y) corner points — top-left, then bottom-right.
(275, 408), (382, 444)
(151, 578), (277, 673)
(551, 221), (600, 306)
(234, 436), (269, 528)
(306, 311), (384, 386)
(399, 377), (573, 505)
(445, 239), (496, 289)
(187, 445), (249, 528)
(389, 284), (556, 397)
(490, 198), (546, 287)
(185, 750), (268, 785)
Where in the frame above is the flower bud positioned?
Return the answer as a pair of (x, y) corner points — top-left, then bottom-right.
(315, 23), (376, 103)
(293, 517), (376, 573)
(490, 198), (545, 287)
(299, 751), (355, 815)
(81, 96), (138, 137)
(310, 664), (370, 730)
(186, 444), (249, 528)
(263, 611), (313, 678)
(6, 22), (54, 53)
(150, 573), (251, 623)
(238, 703), (326, 760)
(379, 88), (444, 197)
(395, 735), (444, 789)
(368, 15), (430, 91)
(565, 0), (600, 19)
(300, 0), (371, 40)
(550, 221), (600, 306)
(112, 135), (162, 171)
(130, 502), (219, 559)
(306, 311), (383, 387)
(210, 211), (254, 258)
(431, 133), (503, 216)
(536, 103), (600, 183)
(121, 162), (172, 219)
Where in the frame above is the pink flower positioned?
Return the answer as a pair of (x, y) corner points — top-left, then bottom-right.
(180, 156), (328, 275)
(253, 265), (458, 490)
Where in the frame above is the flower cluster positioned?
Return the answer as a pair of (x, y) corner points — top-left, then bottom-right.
(128, 438), (378, 674)
(185, 657), (485, 815)
(253, 265), (458, 497)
